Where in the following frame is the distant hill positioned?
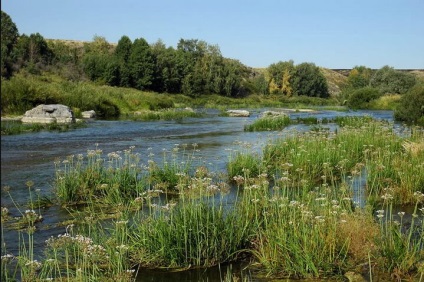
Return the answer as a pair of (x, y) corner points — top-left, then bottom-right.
(319, 68), (347, 97)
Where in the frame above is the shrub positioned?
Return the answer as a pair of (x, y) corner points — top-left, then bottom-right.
(346, 87), (381, 109)
(394, 83), (424, 125)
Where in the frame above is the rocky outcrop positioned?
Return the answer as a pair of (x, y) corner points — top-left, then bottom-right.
(82, 110), (96, 119)
(260, 110), (288, 118)
(227, 110), (250, 117)
(21, 104), (75, 124)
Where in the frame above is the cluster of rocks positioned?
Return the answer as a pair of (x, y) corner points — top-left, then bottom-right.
(21, 104), (75, 124)
(226, 110), (290, 118)
(21, 104), (96, 124)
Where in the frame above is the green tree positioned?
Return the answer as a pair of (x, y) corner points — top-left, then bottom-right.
(13, 33), (54, 74)
(346, 65), (373, 89)
(267, 60), (294, 95)
(112, 35), (133, 87)
(291, 62), (329, 98)
(346, 87), (381, 109)
(1, 11), (19, 78)
(114, 35), (132, 63)
(250, 72), (269, 95)
(394, 82), (424, 125)
(82, 53), (108, 81)
(370, 65), (416, 94)
(128, 37), (155, 90)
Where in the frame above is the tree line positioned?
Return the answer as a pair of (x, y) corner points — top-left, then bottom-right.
(1, 10), (422, 124)
(1, 11), (331, 98)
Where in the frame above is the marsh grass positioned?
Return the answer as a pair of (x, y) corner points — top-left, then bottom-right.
(131, 196), (249, 269)
(375, 192), (424, 280)
(54, 145), (147, 205)
(127, 108), (203, 121)
(244, 115), (291, 132)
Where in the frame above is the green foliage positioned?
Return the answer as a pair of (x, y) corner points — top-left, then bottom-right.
(346, 65), (373, 89)
(244, 115), (291, 132)
(346, 87), (381, 109)
(128, 38), (155, 90)
(267, 60), (295, 95)
(1, 11), (19, 78)
(394, 83), (424, 125)
(81, 52), (109, 81)
(291, 62), (329, 98)
(370, 65), (416, 94)
(12, 33), (54, 74)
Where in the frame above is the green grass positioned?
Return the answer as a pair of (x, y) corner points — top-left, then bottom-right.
(244, 115), (291, 132)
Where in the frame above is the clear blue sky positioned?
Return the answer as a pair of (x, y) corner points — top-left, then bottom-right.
(2, 0), (423, 69)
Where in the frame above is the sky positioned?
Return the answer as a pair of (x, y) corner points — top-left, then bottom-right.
(2, 0), (423, 69)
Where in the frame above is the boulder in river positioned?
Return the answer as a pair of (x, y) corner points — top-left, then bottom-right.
(21, 104), (75, 124)
(226, 110), (250, 117)
(81, 110), (96, 119)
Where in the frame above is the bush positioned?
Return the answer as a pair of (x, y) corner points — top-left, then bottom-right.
(370, 66), (416, 94)
(346, 87), (381, 109)
(394, 83), (424, 125)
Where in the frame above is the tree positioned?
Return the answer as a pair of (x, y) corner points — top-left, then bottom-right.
(267, 60), (294, 95)
(291, 63), (329, 98)
(346, 66), (373, 89)
(114, 35), (132, 63)
(128, 37), (154, 90)
(370, 65), (416, 94)
(346, 87), (381, 109)
(1, 11), (19, 77)
(12, 33), (54, 74)
(82, 53), (108, 81)
(394, 82), (424, 125)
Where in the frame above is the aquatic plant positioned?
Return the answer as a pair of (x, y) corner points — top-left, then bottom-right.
(244, 115), (291, 132)
(54, 145), (147, 205)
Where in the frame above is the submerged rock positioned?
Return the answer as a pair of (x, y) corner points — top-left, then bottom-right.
(260, 110), (288, 118)
(227, 110), (250, 117)
(21, 104), (75, 124)
(82, 110), (96, 119)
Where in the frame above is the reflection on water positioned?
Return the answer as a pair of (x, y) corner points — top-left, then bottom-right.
(1, 109), (398, 280)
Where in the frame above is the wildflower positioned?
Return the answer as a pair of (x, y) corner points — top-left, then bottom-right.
(233, 175), (244, 185)
(116, 244), (129, 251)
(289, 200), (299, 207)
(45, 258), (56, 263)
(1, 254), (14, 262)
(413, 191), (424, 202)
(25, 259), (42, 270)
(381, 193), (393, 201)
(280, 176), (290, 182)
(116, 220), (128, 225)
(1, 206), (9, 215)
(315, 197), (327, 202)
(398, 211), (405, 217)
(315, 215), (325, 223)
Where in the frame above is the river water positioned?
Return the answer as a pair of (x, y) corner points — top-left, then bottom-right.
(1, 108), (396, 281)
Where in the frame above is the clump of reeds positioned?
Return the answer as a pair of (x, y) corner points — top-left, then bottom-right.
(128, 108), (203, 121)
(244, 115), (291, 132)
(54, 145), (146, 205)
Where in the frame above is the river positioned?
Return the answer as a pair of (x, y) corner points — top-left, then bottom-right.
(1, 108), (396, 281)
